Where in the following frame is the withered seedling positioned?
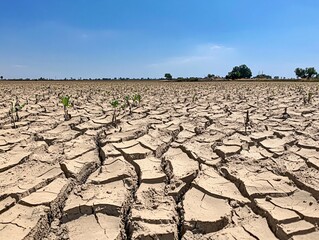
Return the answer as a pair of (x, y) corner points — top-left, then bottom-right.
(244, 110), (253, 135)
(8, 97), (27, 128)
(224, 105), (232, 116)
(124, 95), (132, 115)
(192, 93), (197, 103)
(282, 107), (290, 120)
(304, 92), (313, 105)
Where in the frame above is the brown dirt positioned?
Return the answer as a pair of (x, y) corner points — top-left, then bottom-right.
(0, 81), (319, 240)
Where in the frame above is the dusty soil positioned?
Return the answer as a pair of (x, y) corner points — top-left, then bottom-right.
(0, 80), (319, 240)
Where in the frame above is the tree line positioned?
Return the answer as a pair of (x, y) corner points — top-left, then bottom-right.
(164, 65), (318, 80)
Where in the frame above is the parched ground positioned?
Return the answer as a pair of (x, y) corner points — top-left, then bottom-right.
(0, 80), (319, 240)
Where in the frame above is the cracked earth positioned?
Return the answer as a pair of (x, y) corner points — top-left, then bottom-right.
(0, 81), (319, 240)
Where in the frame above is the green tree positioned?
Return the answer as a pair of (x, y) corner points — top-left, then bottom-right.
(0, 76), (3, 80)
(295, 67), (317, 79)
(305, 67), (317, 79)
(295, 68), (306, 79)
(164, 73), (172, 80)
(226, 65), (252, 79)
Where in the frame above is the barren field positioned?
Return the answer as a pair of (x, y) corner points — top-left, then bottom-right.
(1, 81), (319, 240)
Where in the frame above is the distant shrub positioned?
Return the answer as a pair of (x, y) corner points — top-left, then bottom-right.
(254, 74), (272, 79)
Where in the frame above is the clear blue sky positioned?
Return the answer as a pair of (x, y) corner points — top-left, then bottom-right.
(0, 0), (318, 79)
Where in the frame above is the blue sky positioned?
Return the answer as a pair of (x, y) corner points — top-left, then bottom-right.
(0, 0), (318, 79)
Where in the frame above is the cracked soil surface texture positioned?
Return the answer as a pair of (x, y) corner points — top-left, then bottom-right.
(1, 81), (319, 240)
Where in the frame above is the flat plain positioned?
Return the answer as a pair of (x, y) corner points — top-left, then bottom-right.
(0, 80), (319, 240)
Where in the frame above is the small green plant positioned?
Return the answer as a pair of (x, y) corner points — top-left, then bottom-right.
(61, 96), (72, 121)
(110, 99), (119, 108)
(110, 99), (119, 125)
(14, 102), (26, 114)
(132, 94), (141, 106)
(61, 96), (71, 107)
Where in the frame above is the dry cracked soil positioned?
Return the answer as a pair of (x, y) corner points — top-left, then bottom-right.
(0, 80), (319, 240)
